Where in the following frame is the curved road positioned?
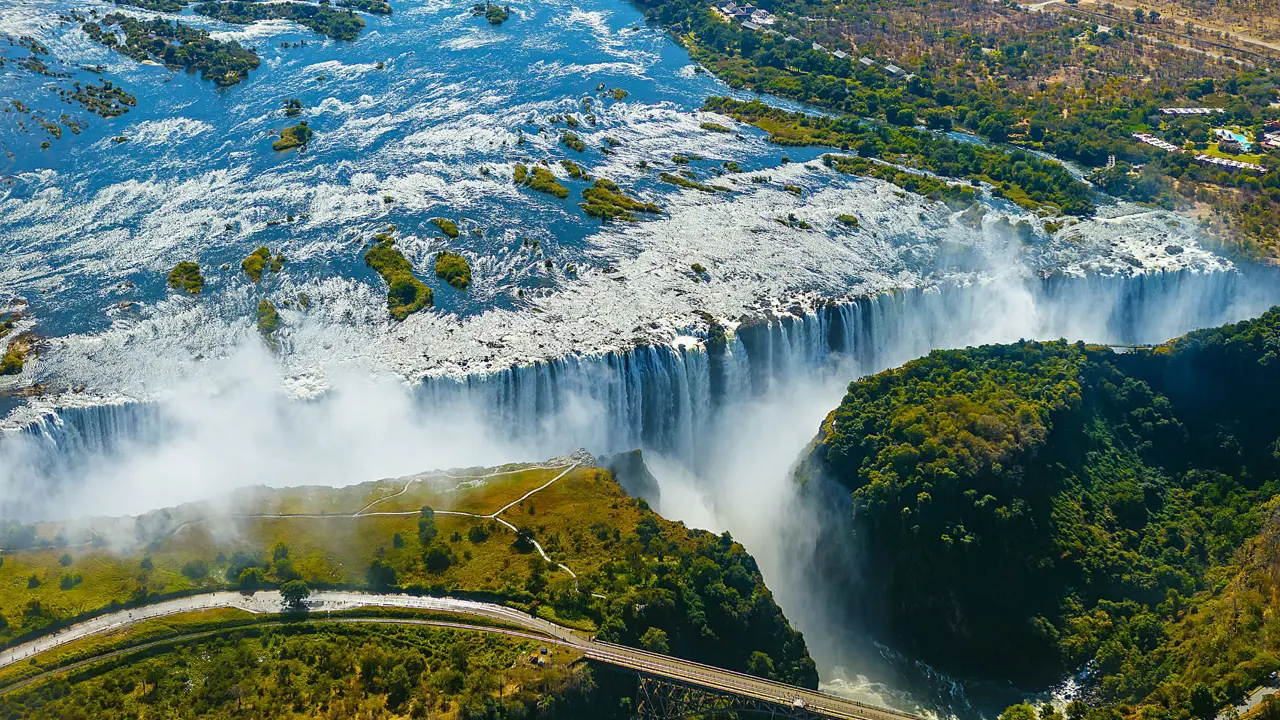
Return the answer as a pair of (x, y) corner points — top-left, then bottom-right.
(0, 590), (921, 720)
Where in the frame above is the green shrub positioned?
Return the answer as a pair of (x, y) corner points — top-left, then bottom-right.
(364, 233), (432, 320)
(272, 122), (313, 151)
(430, 218), (460, 239)
(580, 178), (662, 222)
(434, 251), (472, 290)
(561, 132), (585, 152)
(514, 163), (569, 198)
(167, 261), (204, 294)
(256, 300), (280, 336)
(241, 247), (270, 282)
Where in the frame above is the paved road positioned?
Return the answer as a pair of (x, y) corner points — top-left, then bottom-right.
(0, 590), (921, 720)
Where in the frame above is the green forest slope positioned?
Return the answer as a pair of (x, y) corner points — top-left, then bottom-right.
(0, 454), (815, 715)
(796, 308), (1280, 718)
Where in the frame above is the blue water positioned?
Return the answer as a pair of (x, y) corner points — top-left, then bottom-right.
(0, 0), (830, 336)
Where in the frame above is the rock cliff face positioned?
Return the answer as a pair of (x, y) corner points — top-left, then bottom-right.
(794, 308), (1280, 704)
(604, 449), (663, 505)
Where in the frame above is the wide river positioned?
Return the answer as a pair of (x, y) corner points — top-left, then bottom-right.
(1, 0), (1273, 714)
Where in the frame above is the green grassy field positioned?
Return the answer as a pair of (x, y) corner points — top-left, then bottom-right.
(0, 462), (641, 642)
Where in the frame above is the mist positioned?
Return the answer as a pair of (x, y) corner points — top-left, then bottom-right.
(2, 261), (1279, 715)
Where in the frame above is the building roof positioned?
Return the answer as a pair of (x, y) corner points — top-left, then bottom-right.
(812, 42), (827, 52)
(859, 56), (875, 66)
(833, 50), (849, 59)
(885, 63), (903, 74)
(742, 21), (761, 29)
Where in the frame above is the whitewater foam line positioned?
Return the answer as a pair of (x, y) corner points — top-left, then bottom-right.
(3, 267), (1278, 522)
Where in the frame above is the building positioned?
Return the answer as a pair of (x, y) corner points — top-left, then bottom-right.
(885, 63), (903, 75)
(749, 8), (776, 24)
(832, 49), (849, 59)
(1214, 128), (1253, 152)
(741, 20), (761, 29)
(1159, 107), (1224, 115)
(812, 42), (827, 52)
(859, 56), (875, 67)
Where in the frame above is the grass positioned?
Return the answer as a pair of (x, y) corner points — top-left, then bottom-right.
(700, 121), (732, 133)
(0, 464), (624, 641)
(363, 233), (432, 320)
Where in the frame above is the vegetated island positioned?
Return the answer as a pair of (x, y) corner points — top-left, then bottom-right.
(659, 172), (731, 193)
(0, 452), (816, 718)
(560, 131), (585, 152)
(581, 178), (662, 222)
(193, 2), (367, 42)
(704, 97), (1091, 216)
(241, 246), (286, 281)
(514, 163), (569, 199)
(81, 14), (260, 87)
(272, 121), (313, 152)
(434, 250), (472, 290)
(472, 1), (510, 24)
(636, 0), (1280, 261)
(0, 311), (31, 376)
(364, 232), (432, 320)
(256, 299), (279, 338)
(112, 0), (391, 16)
(793, 306), (1280, 719)
(430, 217), (460, 239)
(166, 261), (204, 294)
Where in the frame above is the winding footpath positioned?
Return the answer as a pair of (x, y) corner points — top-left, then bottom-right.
(165, 462), (583, 580)
(0, 590), (922, 720)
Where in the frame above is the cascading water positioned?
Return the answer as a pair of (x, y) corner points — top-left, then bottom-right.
(1, 266), (1277, 716)
(5, 267), (1273, 500)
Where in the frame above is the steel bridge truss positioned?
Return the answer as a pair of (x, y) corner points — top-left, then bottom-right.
(636, 675), (830, 719)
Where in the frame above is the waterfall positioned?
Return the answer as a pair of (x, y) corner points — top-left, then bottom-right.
(2, 268), (1275, 518)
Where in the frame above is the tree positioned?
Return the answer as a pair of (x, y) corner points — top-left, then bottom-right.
(747, 651), (775, 679)
(424, 542), (453, 573)
(140, 556), (153, 570)
(418, 506), (438, 545)
(280, 579), (310, 611)
(59, 553), (72, 567)
(513, 527), (536, 553)
(237, 567), (265, 592)
(1002, 704), (1038, 720)
(367, 559), (397, 590)
(1191, 683), (1218, 720)
(640, 627), (670, 654)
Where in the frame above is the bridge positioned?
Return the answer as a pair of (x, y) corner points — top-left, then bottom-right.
(0, 590), (923, 720)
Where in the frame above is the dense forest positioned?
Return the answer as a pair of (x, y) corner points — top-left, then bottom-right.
(796, 307), (1280, 717)
(632, 0), (1280, 260)
(1, 623), (610, 719)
